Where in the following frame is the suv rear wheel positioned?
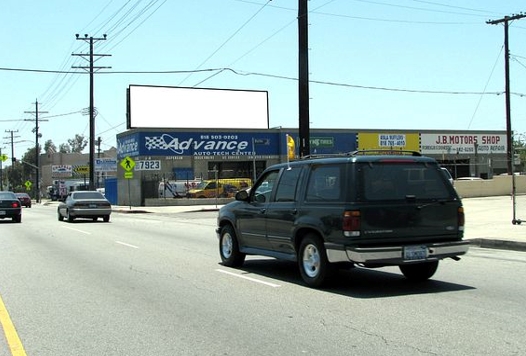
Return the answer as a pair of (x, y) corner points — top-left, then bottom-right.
(219, 225), (246, 267)
(298, 233), (333, 288)
(399, 261), (439, 281)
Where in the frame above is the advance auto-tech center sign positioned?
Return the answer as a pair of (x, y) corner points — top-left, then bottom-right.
(420, 133), (506, 155)
(118, 132), (277, 159)
(117, 131), (358, 159)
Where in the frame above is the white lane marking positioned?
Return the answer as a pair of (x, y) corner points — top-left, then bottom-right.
(115, 241), (139, 249)
(216, 269), (281, 288)
(62, 226), (91, 235)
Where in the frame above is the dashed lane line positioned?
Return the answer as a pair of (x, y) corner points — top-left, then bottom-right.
(216, 269), (281, 288)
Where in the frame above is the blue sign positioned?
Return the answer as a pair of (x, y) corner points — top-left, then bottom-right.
(118, 131), (280, 159)
(117, 131), (357, 159)
(117, 132), (141, 158)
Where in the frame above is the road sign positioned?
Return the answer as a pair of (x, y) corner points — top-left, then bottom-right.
(254, 138), (270, 145)
(0, 154), (8, 162)
(95, 158), (117, 172)
(124, 172), (134, 179)
(121, 156), (135, 172)
(25, 180), (32, 191)
(74, 166), (89, 175)
(135, 160), (161, 171)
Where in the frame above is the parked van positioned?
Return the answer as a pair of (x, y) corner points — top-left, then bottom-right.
(187, 178), (252, 198)
(159, 180), (201, 198)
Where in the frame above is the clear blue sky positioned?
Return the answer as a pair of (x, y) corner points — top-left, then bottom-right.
(1, 0), (525, 160)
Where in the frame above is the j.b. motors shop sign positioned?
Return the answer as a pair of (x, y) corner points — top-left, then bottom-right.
(420, 133), (507, 155)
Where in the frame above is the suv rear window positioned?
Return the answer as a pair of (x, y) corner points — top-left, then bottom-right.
(361, 162), (450, 201)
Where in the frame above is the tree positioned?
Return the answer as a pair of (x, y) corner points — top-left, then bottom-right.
(513, 134), (526, 173)
(59, 143), (71, 154)
(68, 134), (88, 153)
(44, 139), (57, 154)
(22, 146), (38, 166)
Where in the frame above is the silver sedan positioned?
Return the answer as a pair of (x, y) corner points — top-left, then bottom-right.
(57, 191), (112, 222)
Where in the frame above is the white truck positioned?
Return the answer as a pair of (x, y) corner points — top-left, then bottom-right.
(48, 179), (90, 201)
(158, 180), (201, 198)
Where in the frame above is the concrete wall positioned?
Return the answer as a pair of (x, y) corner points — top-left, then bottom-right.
(136, 174), (525, 206)
(145, 197), (233, 206)
(454, 175), (526, 198)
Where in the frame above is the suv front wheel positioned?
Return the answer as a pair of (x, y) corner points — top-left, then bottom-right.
(219, 225), (246, 267)
(298, 234), (333, 288)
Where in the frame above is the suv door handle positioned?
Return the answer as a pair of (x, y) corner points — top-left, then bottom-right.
(260, 208), (267, 214)
(291, 209), (298, 215)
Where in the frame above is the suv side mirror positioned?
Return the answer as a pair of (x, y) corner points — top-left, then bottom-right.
(235, 190), (249, 201)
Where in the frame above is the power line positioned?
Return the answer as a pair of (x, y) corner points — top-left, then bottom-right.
(467, 46), (504, 130)
(1, 65), (525, 97)
(178, 0), (274, 86)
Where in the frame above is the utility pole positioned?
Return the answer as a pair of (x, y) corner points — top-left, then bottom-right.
(4, 130), (20, 191)
(487, 13), (526, 174)
(5, 130), (19, 165)
(72, 34), (111, 190)
(25, 100), (48, 203)
(0, 147), (4, 190)
(96, 136), (101, 188)
(298, 0), (310, 157)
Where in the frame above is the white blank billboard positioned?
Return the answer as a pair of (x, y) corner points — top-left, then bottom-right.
(127, 85), (269, 129)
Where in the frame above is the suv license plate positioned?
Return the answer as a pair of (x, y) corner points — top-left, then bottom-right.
(403, 245), (428, 260)
(0, 211), (5, 215)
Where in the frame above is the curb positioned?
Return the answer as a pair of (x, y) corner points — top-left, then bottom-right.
(112, 209), (151, 214)
(111, 208), (220, 214)
(467, 238), (526, 252)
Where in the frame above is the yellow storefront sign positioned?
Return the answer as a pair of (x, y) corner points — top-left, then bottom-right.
(74, 166), (90, 175)
(358, 132), (420, 152)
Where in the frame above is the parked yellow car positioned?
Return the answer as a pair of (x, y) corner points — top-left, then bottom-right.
(187, 178), (251, 198)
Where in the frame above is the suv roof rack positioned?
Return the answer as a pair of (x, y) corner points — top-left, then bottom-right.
(349, 149), (422, 157)
(301, 150), (422, 160)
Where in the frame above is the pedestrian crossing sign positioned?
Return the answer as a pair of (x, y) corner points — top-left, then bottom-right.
(121, 156), (135, 172)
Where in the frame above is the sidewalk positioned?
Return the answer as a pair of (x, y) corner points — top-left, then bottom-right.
(113, 195), (526, 252)
(461, 195), (526, 251)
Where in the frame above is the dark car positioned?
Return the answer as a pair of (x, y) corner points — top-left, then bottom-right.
(15, 192), (32, 208)
(57, 191), (112, 222)
(0, 191), (22, 223)
(217, 150), (469, 288)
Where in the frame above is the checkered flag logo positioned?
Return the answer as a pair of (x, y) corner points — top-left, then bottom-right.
(145, 134), (184, 154)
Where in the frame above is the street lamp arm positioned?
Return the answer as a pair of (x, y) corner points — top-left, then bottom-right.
(20, 160), (39, 170)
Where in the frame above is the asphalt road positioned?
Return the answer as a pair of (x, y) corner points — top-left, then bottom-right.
(0, 204), (525, 355)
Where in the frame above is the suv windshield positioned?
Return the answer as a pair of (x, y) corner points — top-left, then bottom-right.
(361, 162), (451, 201)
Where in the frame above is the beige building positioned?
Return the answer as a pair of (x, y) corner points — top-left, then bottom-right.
(39, 147), (118, 196)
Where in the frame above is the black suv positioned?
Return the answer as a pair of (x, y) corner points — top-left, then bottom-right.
(216, 151), (468, 288)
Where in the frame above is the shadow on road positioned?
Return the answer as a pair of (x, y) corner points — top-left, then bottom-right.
(228, 258), (475, 298)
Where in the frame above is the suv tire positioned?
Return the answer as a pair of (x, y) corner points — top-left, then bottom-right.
(219, 225), (246, 267)
(399, 261), (439, 281)
(298, 233), (333, 288)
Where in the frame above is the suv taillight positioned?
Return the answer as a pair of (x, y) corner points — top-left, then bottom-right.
(343, 210), (360, 237)
(11, 201), (20, 208)
(458, 207), (465, 231)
